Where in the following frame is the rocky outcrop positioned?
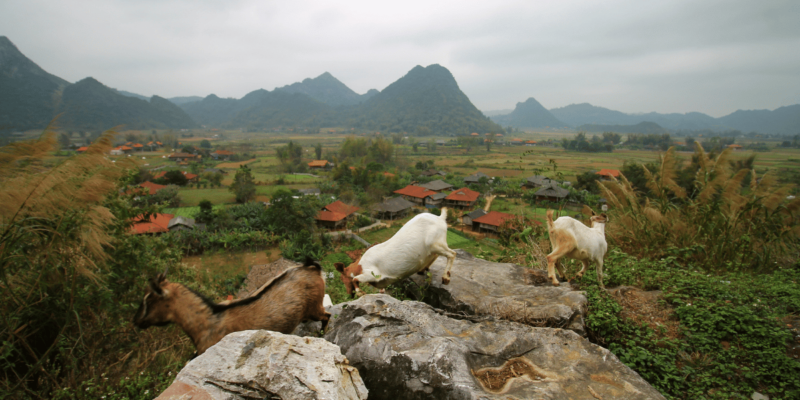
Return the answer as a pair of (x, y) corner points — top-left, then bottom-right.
(324, 294), (665, 399)
(156, 330), (368, 400)
(409, 250), (587, 335)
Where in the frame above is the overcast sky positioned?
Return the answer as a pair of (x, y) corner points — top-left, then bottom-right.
(2, 0), (799, 117)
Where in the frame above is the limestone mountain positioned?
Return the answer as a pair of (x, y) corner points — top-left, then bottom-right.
(491, 97), (567, 129)
(181, 89), (332, 129)
(57, 77), (197, 131)
(717, 105), (800, 135)
(276, 72), (377, 107)
(355, 64), (504, 134)
(577, 121), (668, 134)
(0, 36), (70, 133)
(168, 96), (203, 105)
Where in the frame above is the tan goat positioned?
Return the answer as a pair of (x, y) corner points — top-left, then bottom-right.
(133, 259), (330, 355)
(546, 209), (609, 288)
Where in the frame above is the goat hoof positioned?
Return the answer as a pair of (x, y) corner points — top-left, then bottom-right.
(441, 276), (451, 285)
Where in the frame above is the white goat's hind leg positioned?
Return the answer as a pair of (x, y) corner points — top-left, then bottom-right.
(595, 259), (605, 289)
(439, 248), (457, 285)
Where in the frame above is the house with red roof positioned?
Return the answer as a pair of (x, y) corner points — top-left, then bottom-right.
(211, 150), (236, 160)
(308, 160), (330, 169)
(444, 187), (481, 209)
(76, 146), (88, 153)
(183, 171), (199, 182)
(315, 200), (360, 229)
(393, 185), (437, 205)
(595, 169), (621, 181)
(168, 153), (197, 162)
(728, 144), (743, 150)
(136, 181), (168, 195)
(472, 211), (515, 234)
(130, 213), (174, 234)
(132, 143), (144, 151)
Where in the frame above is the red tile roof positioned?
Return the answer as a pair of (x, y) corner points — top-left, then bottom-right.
(308, 160), (328, 167)
(473, 211), (514, 227)
(382, 172), (395, 177)
(76, 146), (88, 152)
(138, 181), (167, 195)
(152, 171), (167, 179)
(183, 171), (198, 180)
(596, 169), (621, 178)
(510, 138), (523, 142)
(130, 213), (174, 234)
(214, 150), (235, 155)
(133, 143), (144, 148)
(394, 185), (436, 199)
(325, 200), (359, 216)
(445, 187), (480, 202)
(470, 132), (479, 136)
(525, 140), (537, 144)
(315, 210), (347, 222)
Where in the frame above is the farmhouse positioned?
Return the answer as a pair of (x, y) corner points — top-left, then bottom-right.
(168, 153), (197, 162)
(315, 200), (360, 230)
(472, 211), (514, 234)
(308, 160), (330, 169)
(130, 213), (174, 234)
(464, 171), (490, 185)
(211, 150), (235, 160)
(728, 144), (743, 150)
(419, 169), (446, 177)
(595, 169), (621, 181)
(419, 179), (453, 192)
(183, 171), (199, 182)
(425, 193), (448, 208)
(534, 182), (569, 203)
(372, 196), (415, 220)
(461, 209), (487, 226)
(445, 187), (481, 209)
(394, 185), (437, 205)
(521, 175), (553, 189)
(136, 181), (168, 195)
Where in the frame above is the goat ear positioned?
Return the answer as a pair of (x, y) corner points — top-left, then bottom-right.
(591, 209), (597, 216)
(334, 263), (345, 273)
(157, 268), (168, 284)
(600, 213), (608, 221)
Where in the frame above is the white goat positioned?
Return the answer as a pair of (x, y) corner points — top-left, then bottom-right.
(545, 209), (609, 288)
(335, 209), (456, 297)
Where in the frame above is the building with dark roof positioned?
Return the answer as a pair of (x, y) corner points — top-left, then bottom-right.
(372, 197), (415, 219)
(534, 182), (570, 202)
(419, 179), (453, 192)
(461, 209), (487, 226)
(522, 175), (553, 189)
(464, 171), (490, 184)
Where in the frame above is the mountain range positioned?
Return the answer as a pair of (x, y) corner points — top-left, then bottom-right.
(1, 36), (797, 136)
(489, 100), (800, 135)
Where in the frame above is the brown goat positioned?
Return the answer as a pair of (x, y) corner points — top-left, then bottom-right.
(133, 259), (330, 355)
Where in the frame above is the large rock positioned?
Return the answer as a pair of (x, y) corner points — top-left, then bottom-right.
(157, 330), (368, 400)
(325, 294), (665, 400)
(409, 249), (587, 335)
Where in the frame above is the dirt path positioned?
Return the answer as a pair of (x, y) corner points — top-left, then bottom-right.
(483, 195), (496, 212)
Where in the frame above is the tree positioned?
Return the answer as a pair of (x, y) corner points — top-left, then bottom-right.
(485, 139), (492, 152)
(200, 139), (212, 149)
(368, 137), (394, 164)
(314, 143), (323, 160)
(602, 132), (622, 145)
(159, 170), (189, 186)
(276, 141), (303, 173)
(58, 132), (71, 149)
(428, 139), (437, 154)
(230, 165), (256, 203)
(412, 142), (419, 152)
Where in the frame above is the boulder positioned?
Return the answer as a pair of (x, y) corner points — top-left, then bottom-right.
(325, 294), (665, 400)
(409, 249), (587, 335)
(157, 330), (368, 400)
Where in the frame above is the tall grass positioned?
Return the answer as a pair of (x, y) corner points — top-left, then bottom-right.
(600, 145), (800, 271)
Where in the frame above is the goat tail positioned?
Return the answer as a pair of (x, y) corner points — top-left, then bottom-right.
(546, 209), (555, 232)
(439, 207), (448, 220)
(303, 256), (322, 270)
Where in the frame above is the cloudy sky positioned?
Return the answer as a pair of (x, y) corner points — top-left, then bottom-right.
(2, 0), (799, 117)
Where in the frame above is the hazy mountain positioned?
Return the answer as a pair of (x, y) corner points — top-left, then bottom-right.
(0, 36), (70, 133)
(491, 98), (567, 129)
(168, 96), (203, 105)
(482, 109), (513, 117)
(718, 105), (800, 135)
(578, 121), (668, 134)
(549, 103), (631, 127)
(276, 72), (377, 106)
(57, 77), (197, 131)
(114, 89), (149, 101)
(355, 64), (503, 134)
(181, 89), (332, 129)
